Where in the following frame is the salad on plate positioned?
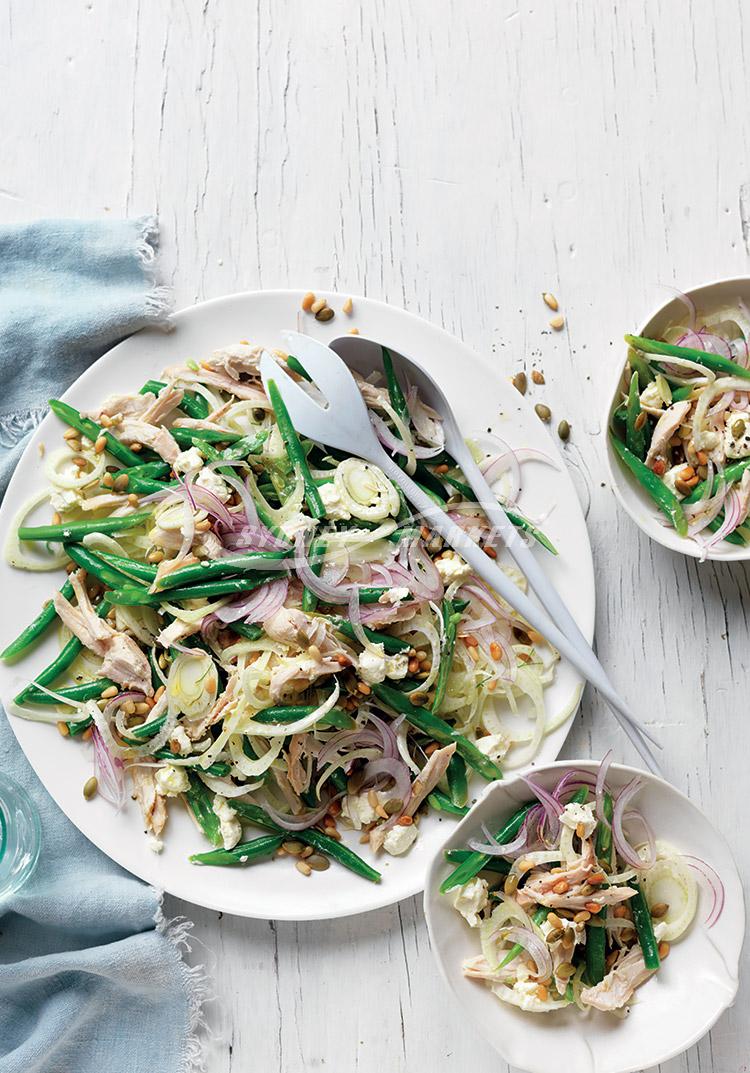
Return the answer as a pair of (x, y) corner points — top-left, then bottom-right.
(3, 338), (571, 883)
(440, 756), (723, 1014)
(611, 299), (750, 553)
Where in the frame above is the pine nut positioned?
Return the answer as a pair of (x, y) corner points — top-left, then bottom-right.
(300, 846), (313, 859)
(130, 442), (142, 452)
(504, 874), (519, 896)
(349, 327), (360, 334)
(650, 902), (669, 919)
(323, 826), (341, 840)
(296, 860), (312, 876)
(535, 984), (548, 1001)
(357, 681), (371, 695)
(542, 292), (559, 311)
(310, 297), (327, 315)
(100, 685), (118, 699)
(301, 291), (316, 312)
(489, 642), (502, 660)
(658, 941), (670, 959)
(95, 436), (107, 453)
(342, 297), (353, 315)
(549, 314), (565, 330)
(147, 550), (164, 563)
(57, 720), (70, 737)
(552, 880), (569, 894)
(573, 911), (591, 923)
(547, 913), (563, 930)
(52, 512), (62, 525)
(585, 901), (602, 914)
(127, 493), (140, 506)
(113, 474), (129, 491)
(102, 472), (114, 488)
(396, 815), (413, 826)
(613, 904), (631, 919)
(63, 427), (79, 440)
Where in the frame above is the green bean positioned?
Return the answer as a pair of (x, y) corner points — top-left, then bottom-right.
(705, 512), (746, 546)
(15, 597), (111, 704)
(190, 833), (284, 867)
(626, 347), (655, 388)
(440, 474), (557, 554)
(439, 801), (535, 893)
(433, 598), (462, 715)
(93, 550), (157, 583)
(372, 682), (503, 783)
(625, 334), (750, 381)
(671, 385), (696, 403)
(595, 790), (613, 867)
(500, 906), (548, 969)
(170, 427), (242, 446)
(684, 456), (750, 503)
(65, 544), (148, 591)
(149, 750), (229, 777)
(108, 570), (282, 606)
(625, 371), (648, 460)
(382, 347), (410, 424)
(229, 622), (264, 641)
(127, 713), (167, 740)
(220, 431), (269, 461)
(49, 398), (144, 467)
(251, 704), (355, 730)
(1, 578), (75, 662)
(302, 536), (326, 611)
(67, 715), (94, 736)
(184, 773), (223, 847)
(585, 922), (607, 985)
(428, 790), (469, 816)
(139, 379), (210, 421)
(446, 753), (468, 808)
(444, 848), (510, 876)
(328, 616), (411, 655)
(286, 354), (311, 381)
(23, 678), (116, 706)
(154, 550), (291, 591)
(267, 378), (325, 519)
(231, 801), (381, 883)
(630, 882), (661, 970)
(609, 434), (688, 537)
(19, 511), (152, 544)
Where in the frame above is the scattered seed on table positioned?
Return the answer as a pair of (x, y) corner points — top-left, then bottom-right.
(542, 292), (559, 311)
(535, 403), (552, 422)
(558, 419), (571, 441)
(310, 297), (327, 315)
(531, 370), (545, 384)
(342, 296), (353, 315)
(83, 776), (98, 800)
(296, 860), (312, 877)
(315, 306), (335, 322)
(512, 371), (527, 395)
(57, 720), (70, 737)
(549, 314), (565, 331)
(349, 327), (359, 335)
(301, 291), (316, 312)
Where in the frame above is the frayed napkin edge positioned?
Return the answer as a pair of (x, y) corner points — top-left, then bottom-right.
(155, 897), (214, 1073)
(134, 214), (174, 330)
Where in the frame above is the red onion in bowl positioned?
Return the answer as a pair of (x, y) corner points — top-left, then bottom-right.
(360, 757), (413, 807)
(215, 576), (289, 624)
(494, 926), (553, 980)
(611, 777), (648, 869)
(595, 749), (613, 819)
(261, 794), (343, 831)
(91, 725), (126, 809)
(370, 412), (444, 459)
(682, 855), (725, 927)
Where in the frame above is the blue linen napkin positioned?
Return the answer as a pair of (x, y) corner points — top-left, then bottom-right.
(0, 218), (209, 1073)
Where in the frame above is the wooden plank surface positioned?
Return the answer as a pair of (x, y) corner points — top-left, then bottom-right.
(2, 2), (748, 1069)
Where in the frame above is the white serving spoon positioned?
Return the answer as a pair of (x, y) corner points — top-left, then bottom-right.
(260, 332), (661, 773)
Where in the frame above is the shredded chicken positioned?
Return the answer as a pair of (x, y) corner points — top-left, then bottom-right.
(184, 674), (236, 740)
(269, 654), (343, 700)
(53, 570), (152, 694)
(405, 742), (456, 816)
(287, 733), (312, 795)
(130, 764), (168, 836)
(580, 946), (655, 1011)
(645, 400), (691, 467)
(517, 838), (636, 911)
(118, 418), (180, 464)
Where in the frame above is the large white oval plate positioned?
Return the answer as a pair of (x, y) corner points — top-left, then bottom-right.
(0, 291), (595, 920)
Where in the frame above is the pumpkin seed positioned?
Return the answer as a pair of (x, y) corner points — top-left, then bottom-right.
(307, 854), (330, 871)
(535, 403), (551, 422)
(557, 419), (571, 441)
(512, 372), (527, 395)
(83, 776), (98, 800)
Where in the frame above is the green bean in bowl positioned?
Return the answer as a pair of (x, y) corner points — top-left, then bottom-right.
(1, 338), (570, 884)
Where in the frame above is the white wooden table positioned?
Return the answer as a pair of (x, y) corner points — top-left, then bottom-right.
(3, 2), (748, 1069)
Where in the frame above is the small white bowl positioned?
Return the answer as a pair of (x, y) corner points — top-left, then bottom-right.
(604, 276), (750, 560)
(424, 761), (744, 1073)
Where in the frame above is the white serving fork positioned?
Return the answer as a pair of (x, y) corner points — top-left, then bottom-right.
(260, 332), (661, 773)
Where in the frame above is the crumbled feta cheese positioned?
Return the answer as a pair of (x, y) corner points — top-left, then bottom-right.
(662, 464), (687, 499)
(446, 878), (489, 927)
(147, 835), (164, 854)
(196, 467), (231, 502)
(174, 446), (204, 474)
(280, 511), (315, 540)
(382, 821), (419, 856)
(320, 481), (352, 521)
(340, 791), (381, 829)
(50, 488), (80, 512)
(379, 586), (410, 605)
(653, 921), (668, 941)
(384, 652), (409, 680)
(212, 795), (242, 850)
(155, 764), (190, 797)
(559, 800), (597, 839)
(169, 726), (193, 756)
(639, 377), (670, 413)
(509, 980), (556, 1012)
(475, 732), (511, 764)
(435, 553), (473, 584)
(723, 411), (750, 458)
(358, 646), (387, 685)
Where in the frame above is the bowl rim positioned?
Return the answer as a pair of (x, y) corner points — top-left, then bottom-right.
(423, 758), (745, 1073)
(603, 274), (750, 561)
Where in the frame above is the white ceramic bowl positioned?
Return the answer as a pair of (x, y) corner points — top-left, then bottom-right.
(424, 761), (744, 1073)
(604, 276), (750, 560)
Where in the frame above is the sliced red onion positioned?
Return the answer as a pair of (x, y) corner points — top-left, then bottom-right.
(212, 468), (260, 528)
(370, 412), (444, 458)
(366, 711), (399, 759)
(216, 576), (289, 624)
(521, 776), (564, 842)
(553, 769), (598, 803)
(260, 794), (343, 831)
(496, 926), (553, 980)
(611, 777), (648, 868)
(92, 725), (126, 809)
(467, 812), (540, 858)
(294, 530), (352, 604)
(315, 728), (384, 769)
(622, 809), (655, 868)
(682, 855), (725, 927)
(360, 757), (412, 806)
(705, 488), (744, 547)
(406, 538), (443, 600)
(595, 750), (613, 819)
(223, 524), (290, 553)
(481, 447), (521, 502)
